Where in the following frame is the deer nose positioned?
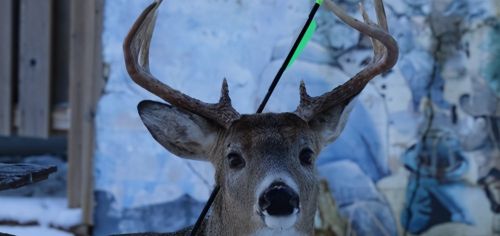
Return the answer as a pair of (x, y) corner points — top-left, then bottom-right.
(258, 182), (299, 216)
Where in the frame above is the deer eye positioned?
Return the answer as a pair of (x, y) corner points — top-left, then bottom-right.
(299, 148), (314, 166)
(228, 153), (245, 169)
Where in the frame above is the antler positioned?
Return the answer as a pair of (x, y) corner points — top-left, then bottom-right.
(295, 0), (399, 121)
(123, 0), (240, 128)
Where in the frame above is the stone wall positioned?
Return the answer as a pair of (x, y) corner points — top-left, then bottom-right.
(95, 0), (500, 235)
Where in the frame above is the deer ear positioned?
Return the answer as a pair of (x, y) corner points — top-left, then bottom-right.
(137, 100), (220, 161)
(308, 99), (356, 146)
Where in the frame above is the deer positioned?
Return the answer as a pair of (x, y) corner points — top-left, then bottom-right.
(123, 0), (398, 235)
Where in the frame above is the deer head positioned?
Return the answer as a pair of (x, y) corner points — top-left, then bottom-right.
(123, 0), (398, 235)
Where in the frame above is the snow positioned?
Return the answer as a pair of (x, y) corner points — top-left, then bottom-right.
(0, 197), (82, 229)
(0, 226), (71, 236)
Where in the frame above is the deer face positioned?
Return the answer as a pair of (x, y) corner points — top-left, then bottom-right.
(221, 114), (318, 230)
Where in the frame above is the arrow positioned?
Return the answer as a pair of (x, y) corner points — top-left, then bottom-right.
(257, 0), (323, 113)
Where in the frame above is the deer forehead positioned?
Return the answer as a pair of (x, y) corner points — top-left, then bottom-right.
(222, 113), (317, 151)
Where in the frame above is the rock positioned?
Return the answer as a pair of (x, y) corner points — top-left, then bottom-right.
(318, 161), (397, 236)
(398, 50), (449, 109)
(341, 201), (398, 236)
(318, 161), (385, 205)
(390, 17), (416, 55)
(94, 191), (204, 235)
(384, 0), (407, 15)
(317, 102), (389, 181)
(327, 23), (360, 50)
(460, 80), (500, 117)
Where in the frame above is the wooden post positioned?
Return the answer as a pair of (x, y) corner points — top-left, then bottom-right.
(0, 0), (14, 136)
(18, 0), (52, 138)
(68, 0), (104, 227)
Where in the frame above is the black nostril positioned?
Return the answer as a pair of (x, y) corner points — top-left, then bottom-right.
(258, 182), (299, 216)
(259, 194), (271, 210)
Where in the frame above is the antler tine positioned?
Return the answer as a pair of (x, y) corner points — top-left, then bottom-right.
(359, 3), (383, 61)
(123, 0), (240, 128)
(373, 0), (389, 32)
(295, 0), (398, 121)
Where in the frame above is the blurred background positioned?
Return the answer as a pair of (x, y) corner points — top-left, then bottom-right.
(0, 0), (499, 235)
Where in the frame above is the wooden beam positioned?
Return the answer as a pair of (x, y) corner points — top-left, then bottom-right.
(68, 0), (104, 226)
(0, 163), (57, 191)
(81, 0), (104, 226)
(0, 0), (14, 136)
(68, 0), (87, 210)
(14, 106), (70, 131)
(18, 0), (53, 138)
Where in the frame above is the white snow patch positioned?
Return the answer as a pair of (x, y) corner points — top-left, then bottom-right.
(0, 197), (82, 229)
(0, 226), (71, 236)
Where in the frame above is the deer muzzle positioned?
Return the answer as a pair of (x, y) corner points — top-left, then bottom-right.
(259, 181), (300, 216)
